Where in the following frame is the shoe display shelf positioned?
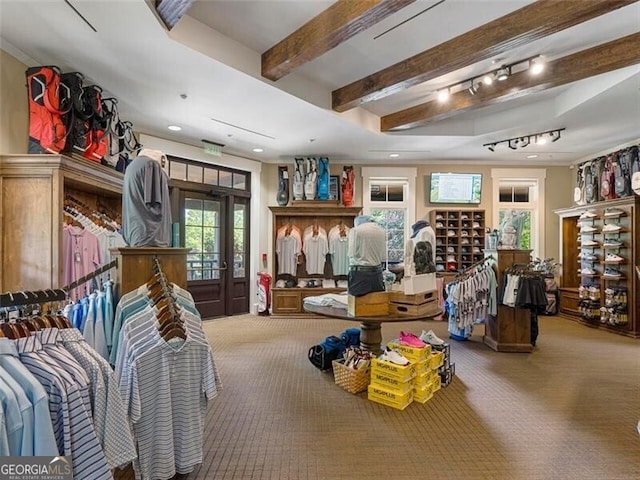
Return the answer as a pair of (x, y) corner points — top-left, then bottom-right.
(555, 196), (639, 338)
(269, 205), (362, 315)
(430, 209), (485, 275)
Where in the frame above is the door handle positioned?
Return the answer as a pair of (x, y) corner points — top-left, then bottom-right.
(213, 261), (228, 271)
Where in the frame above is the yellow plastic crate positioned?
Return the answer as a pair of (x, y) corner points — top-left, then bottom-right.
(370, 371), (414, 395)
(368, 384), (413, 410)
(413, 385), (433, 404)
(386, 340), (431, 363)
(371, 358), (417, 382)
(430, 350), (444, 370)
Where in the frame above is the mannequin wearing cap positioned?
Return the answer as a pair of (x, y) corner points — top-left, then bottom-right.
(122, 148), (172, 247)
(347, 215), (386, 296)
(404, 219), (436, 277)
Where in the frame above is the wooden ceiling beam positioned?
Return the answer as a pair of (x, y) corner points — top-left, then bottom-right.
(261, 0), (416, 81)
(380, 32), (640, 131)
(332, 0), (638, 112)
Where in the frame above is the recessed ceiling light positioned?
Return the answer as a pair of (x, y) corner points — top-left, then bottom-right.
(389, 153), (400, 158)
(527, 154), (538, 159)
(167, 125), (182, 131)
(252, 148), (264, 153)
(482, 75), (493, 86)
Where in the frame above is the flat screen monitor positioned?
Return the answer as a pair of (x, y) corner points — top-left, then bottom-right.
(429, 173), (482, 204)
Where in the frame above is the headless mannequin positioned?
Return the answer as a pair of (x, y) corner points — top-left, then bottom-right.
(405, 220), (436, 276)
(347, 215), (386, 296)
(122, 149), (172, 247)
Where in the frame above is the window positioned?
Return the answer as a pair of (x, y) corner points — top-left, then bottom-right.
(233, 203), (246, 278)
(362, 167), (417, 268)
(184, 198), (221, 281)
(492, 169), (546, 258)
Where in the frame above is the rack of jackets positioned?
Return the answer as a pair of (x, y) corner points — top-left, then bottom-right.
(0, 305), (136, 479)
(112, 257), (221, 480)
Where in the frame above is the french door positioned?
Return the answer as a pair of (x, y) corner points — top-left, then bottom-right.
(180, 192), (249, 318)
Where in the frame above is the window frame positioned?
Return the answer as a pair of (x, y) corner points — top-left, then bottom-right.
(491, 168), (546, 258)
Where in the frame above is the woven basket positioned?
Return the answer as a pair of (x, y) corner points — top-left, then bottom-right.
(332, 360), (370, 394)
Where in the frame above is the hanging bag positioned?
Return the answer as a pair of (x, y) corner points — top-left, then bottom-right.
(26, 65), (70, 154)
(600, 156), (616, 200)
(60, 71), (93, 155)
(614, 150), (632, 197)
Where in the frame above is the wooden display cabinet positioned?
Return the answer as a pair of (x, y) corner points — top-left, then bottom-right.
(269, 205), (361, 315)
(0, 154), (123, 292)
(429, 209), (486, 273)
(483, 249), (534, 352)
(555, 197), (639, 338)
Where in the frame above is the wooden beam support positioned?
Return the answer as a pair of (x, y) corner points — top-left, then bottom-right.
(332, 0), (638, 112)
(381, 32), (640, 131)
(261, 0), (416, 81)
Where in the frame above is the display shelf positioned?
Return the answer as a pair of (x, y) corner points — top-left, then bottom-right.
(430, 209), (485, 272)
(0, 154), (123, 292)
(268, 205), (361, 315)
(555, 196), (639, 338)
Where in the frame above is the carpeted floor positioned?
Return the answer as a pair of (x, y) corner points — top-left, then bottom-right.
(116, 314), (640, 480)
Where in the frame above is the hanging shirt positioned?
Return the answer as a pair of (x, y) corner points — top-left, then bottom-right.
(0, 338), (58, 456)
(328, 225), (350, 276)
(302, 229), (328, 275)
(0, 365), (34, 455)
(15, 336), (111, 480)
(122, 155), (172, 247)
(63, 225), (102, 297)
(0, 376), (23, 455)
(117, 325), (218, 480)
(58, 328), (137, 470)
(275, 226), (302, 276)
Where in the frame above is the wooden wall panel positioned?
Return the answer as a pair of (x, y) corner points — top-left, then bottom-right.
(1, 177), (53, 291)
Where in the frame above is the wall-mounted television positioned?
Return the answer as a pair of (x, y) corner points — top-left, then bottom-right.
(429, 173), (482, 204)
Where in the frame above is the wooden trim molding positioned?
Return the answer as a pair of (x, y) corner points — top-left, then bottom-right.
(381, 32), (640, 131)
(332, 0), (637, 112)
(261, 0), (416, 81)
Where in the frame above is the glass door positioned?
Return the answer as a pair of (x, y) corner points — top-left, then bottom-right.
(181, 192), (250, 318)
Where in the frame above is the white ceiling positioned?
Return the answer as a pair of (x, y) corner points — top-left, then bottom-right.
(1, 0), (639, 165)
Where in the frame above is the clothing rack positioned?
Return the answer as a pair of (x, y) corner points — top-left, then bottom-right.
(62, 259), (118, 294)
(0, 289), (68, 309)
(151, 256), (184, 339)
(461, 254), (494, 274)
(1, 259), (118, 309)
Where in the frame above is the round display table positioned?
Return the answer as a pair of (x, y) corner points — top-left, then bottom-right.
(303, 303), (443, 354)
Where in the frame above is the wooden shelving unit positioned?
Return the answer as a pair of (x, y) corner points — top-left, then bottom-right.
(269, 205), (361, 315)
(429, 209), (486, 273)
(0, 154), (123, 292)
(555, 197), (639, 338)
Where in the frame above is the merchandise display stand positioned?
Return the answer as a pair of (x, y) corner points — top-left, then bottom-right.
(554, 196), (639, 338)
(269, 205), (361, 315)
(0, 154), (122, 292)
(483, 249), (534, 352)
(109, 247), (190, 296)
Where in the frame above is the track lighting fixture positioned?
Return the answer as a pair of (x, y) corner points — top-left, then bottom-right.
(483, 128), (565, 152)
(437, 88), (450, 102)
(529, 57), (545, 75)
(495, 66), (511, 81)
(431, 54), (545, 101)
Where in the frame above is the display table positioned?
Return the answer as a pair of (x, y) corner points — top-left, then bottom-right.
(303, 303), (443, 354)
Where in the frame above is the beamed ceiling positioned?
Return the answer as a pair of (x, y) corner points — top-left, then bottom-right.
(0, 0), (639, 165)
